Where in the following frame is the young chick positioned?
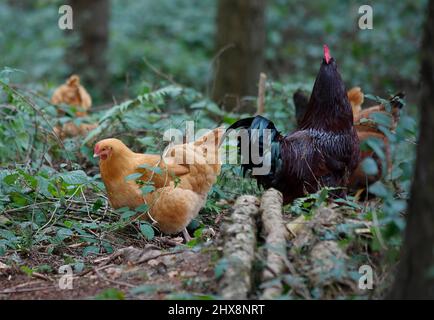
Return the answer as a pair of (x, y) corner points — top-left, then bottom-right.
(94, 128), (223, 238)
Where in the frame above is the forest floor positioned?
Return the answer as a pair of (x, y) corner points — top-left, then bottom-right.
(0, 196), (390, 300)
(0, 82), (407, 300)
(0, 230), (221, 300)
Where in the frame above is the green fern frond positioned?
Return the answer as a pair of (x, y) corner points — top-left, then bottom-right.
(83, 85), (183, 145)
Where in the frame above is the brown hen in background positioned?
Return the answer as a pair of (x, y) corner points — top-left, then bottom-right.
(51, 75), (97, 139)
(294, 86), (404, 191)
(226, 45), (360, 204)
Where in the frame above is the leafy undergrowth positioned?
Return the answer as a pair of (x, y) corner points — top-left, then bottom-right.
(271, 190), (399, 300)
(0, 69), (417, 299)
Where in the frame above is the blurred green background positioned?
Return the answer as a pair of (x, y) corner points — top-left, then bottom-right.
(0, 0), (425, 105)
(0, 1), (424, 296)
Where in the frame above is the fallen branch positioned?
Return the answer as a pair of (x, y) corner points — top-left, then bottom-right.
(259, 188), (289, 299)
(79, 245), (185, 277)
(94, 268), (135, 288)
(219, 195), (260, 300)
(0, 286), (56, 295)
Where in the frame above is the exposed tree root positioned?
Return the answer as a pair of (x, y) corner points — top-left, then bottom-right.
(219, 195), (260, 300)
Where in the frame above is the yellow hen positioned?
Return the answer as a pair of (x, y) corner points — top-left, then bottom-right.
(94, 127), (224, 239)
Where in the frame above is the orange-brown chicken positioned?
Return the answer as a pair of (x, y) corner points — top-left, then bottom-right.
(347, 89), (404, 189)
(347, 87), (364, 116)
(94, 128), (223, 239)
(51, 75), (96, 140)
(293, 87), (404, 191)
(51, 75), (92, 117)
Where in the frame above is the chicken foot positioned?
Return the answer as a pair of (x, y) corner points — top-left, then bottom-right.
(182, 228), (192, 242)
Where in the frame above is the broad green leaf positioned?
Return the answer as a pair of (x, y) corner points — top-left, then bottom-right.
(73, 262), (85, 273)
(125, 173), (143, 181)
(0, 244), (6, 256)
(193, 227), (204, 238)
(140, 185), (155, 195)
(120, 210), (136, 220)
(35, 264), (53, 274)
(81, 222), (99, 229)
(368, 112), (392, 127)
(140, 223), (154, 240)
(361, 157), (379, 176)
(63, 220), (74, 228)
(3, 173), (18, 185)
(20, 266), (34, 277)
(83, 245), (100, 256)
(57, 228), (74, 241)
(369, 181), (389, 198)
(102, 241), (114, 254)
(0, 229), (16, 240)
(58, 170), (89, 185)
(135, 204), (149, 212)
(400, 115), (417, 133)
(95, 288), (125, 300)
(390, 200), (407, 213)
(92, 199), (104, 212)
(36, 175), (52, 197)
(364, 138), (386, 161)
(11, 192), (28, 206)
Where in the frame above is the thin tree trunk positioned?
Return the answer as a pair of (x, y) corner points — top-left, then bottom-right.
(67, 0), (110, 99)
(213, 0), (266, 110)
(389, 0), (434, 299)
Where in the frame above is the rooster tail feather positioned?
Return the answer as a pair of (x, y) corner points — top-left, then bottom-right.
(219, 117), (255, 147)
(227, 117), (256, 131)
(225, 115), (282, 180)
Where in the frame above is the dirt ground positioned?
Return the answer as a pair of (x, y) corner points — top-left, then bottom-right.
(0, 199), (387, 300)
(0, 237), (220, 300)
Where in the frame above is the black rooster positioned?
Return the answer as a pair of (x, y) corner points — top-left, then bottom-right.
(226, 45), (360, 204)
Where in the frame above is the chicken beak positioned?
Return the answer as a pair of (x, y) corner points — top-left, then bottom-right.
(93, 153), (100, 158)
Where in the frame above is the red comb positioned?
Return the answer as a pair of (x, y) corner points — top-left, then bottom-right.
(94, 144), (100, 154)
(323, 44), (331, 64)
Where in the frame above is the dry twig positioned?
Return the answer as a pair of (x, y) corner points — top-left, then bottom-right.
(256, 73), (267, 115)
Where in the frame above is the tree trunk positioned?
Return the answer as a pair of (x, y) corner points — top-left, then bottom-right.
(212, 0), (266, 110)
(67, 0), (110, 99)
(389, 0), (434, 299)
